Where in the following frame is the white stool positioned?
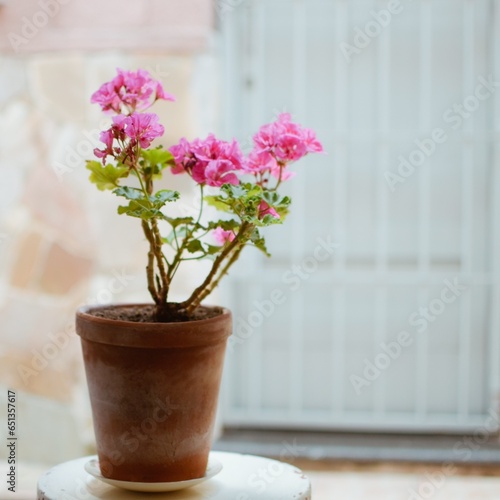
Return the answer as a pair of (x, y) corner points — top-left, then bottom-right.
(37, 451), (312, 499)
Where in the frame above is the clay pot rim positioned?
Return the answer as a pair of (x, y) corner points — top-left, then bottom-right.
(76, 303), (232, 348)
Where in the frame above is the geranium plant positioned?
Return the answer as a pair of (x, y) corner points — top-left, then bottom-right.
(87, 69), (323, 321)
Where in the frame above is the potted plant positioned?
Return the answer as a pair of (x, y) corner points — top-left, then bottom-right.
(76, 68), (323, 483)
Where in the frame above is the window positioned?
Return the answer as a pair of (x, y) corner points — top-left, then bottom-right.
(221, 0), (500, 432)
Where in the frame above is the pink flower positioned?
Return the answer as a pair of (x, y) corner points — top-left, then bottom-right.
(93, 117), (128, 161)
(111, 114), (128, 133)
(93, 129), (115, 160)
(302, 127), (324, 153)
(91, 68), (175, 113)
(169, 134), (244, 186)
(195, 135), (243, 168)
(243, 150), (278, 174)
(243, 150), (295, 182)
(90, 81), (123, 114)
(258, 200), (280, 220)
(169, 138), (196, 174)
(249, 113), (323, 176)
(275, 131), (308, 162)
(191, 157), (208, 184)
(155, 82), (176, 103)
(205, 161), (240, 187)
(122, 113), (164, 148)
(213, 227), (235, 245)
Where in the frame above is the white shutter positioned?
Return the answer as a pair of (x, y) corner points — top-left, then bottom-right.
(220, 0), (500, 432)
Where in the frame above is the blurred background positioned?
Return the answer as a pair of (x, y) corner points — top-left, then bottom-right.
(0, 0), (500, 498)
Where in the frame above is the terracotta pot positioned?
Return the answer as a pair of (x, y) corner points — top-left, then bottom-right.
(75, 304), (232, 483)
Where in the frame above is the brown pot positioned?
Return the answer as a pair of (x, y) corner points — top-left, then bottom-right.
(75, 303), (232, 483)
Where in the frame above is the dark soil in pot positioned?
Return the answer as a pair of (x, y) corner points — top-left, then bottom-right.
(91, 303), (223, 323)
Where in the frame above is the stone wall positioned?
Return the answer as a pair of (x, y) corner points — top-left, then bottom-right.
(0, 0), (214, 54)
(0, 32), (220, 465)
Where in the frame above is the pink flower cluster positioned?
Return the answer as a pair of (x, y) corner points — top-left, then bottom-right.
(169, 134), (244, 188)
(244, 113), (323, 181)
(90, 69), (324, 244)
(94, 113), (165, 160)
(168, 115), (322, 241)
(92, 69), (172, 161)
(91, 68), (175, 114)
(168, 114), (322, 188)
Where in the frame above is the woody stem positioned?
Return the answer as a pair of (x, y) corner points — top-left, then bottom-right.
(180, 221), (251, 312)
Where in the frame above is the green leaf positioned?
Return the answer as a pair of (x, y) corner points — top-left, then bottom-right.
(117, 199), (153, 219)
(261, 214), (282, 225)
(263, 190), (280, 204)
(86, 161), (128, 191)
(140, 148), (175, 180)
(164, 216), (195, 229)
(223, 184), (247, 198)
(113, 186), (143, 200)
(186, 239), (205, 254)
(154, 190), (179, 203)
(114, 189), (178, 220)
(141, 147), (174, 167)
(205, 195), (230, 212)
(275, 205), (290, 220)
(279, 195), (292, 206)
(250, 229), (270, 257)
(117, 199), (162, 220)
(207, 219), (240, 231)
(205, 244), (222, 255)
